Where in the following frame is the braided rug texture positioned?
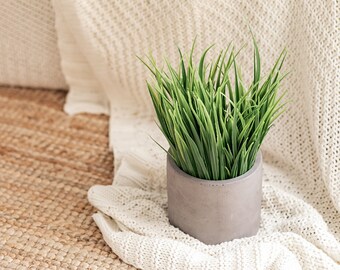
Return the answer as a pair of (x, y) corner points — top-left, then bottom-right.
(0, 87), (134, 269)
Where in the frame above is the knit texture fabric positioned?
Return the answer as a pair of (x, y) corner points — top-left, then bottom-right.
(53, 1), (340, 269)
(0, 0), (67, 89)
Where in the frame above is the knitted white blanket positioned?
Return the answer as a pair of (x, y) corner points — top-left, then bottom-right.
(53, 1), (339, 269)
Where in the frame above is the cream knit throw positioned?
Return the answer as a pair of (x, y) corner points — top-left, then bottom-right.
(53, 1), (340, 269)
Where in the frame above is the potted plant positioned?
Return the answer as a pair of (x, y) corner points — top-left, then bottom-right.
(141, 38), (287, 245)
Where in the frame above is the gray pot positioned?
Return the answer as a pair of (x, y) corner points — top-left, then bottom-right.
(167, 152), (262, 245)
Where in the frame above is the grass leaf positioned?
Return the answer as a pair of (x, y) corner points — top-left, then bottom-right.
(140, 38), (287, 180)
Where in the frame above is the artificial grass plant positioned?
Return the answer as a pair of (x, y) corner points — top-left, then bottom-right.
(141, 39), (287, 180)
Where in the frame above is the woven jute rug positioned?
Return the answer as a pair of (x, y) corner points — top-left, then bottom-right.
(0, 87), (135, 269)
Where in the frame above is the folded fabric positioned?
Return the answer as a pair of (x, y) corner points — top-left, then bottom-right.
(88, 127), (340, 269)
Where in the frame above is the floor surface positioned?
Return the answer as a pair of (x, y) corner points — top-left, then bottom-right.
(0, 87), (134, 269)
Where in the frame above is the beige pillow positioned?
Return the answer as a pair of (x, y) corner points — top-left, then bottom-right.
(0, 0), (66, 89)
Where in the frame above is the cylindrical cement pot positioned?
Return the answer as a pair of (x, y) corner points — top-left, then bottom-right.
(167, 152), (262, 245)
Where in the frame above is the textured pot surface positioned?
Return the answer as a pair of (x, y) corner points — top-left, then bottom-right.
(167, 152), (262, 245)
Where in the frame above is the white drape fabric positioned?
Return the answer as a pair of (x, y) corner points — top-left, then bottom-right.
(53, 1), (339, 269)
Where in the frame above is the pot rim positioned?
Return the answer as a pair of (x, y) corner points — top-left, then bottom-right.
(167, 151), (262, 185)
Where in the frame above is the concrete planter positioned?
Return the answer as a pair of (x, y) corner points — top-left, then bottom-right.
(167, 152), (262, 245)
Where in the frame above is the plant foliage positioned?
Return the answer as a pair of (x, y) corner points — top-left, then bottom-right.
(141, 39), (287, 180)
